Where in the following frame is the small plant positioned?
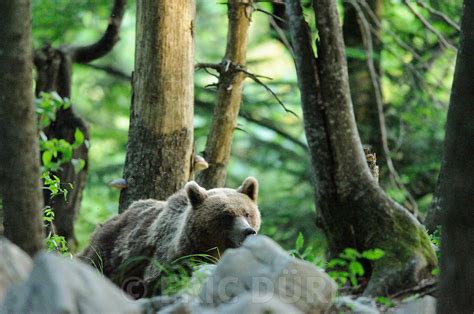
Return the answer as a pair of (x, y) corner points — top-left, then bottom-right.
(117, 253), (218, 298)
(376, 296), (395, 308)
(35, 91), (71, 129)
(326, 247), (385, 288)
(35, 92), (84, 257)
(289, 232), (317, 263)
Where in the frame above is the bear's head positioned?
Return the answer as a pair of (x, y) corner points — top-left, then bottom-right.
(182, 177), (261, 258)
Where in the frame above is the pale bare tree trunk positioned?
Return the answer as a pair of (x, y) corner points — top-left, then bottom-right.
(197, 0), (253, 189)
(0, 0), (44, 256)
(438, 1), (474, 312)
(119, 0), (195, 211)
(286, 0), (436, 296)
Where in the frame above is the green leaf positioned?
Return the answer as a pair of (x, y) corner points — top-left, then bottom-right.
(295, 232), (304, 251)
(341, 248), (361, 260)
(362, 248), (386, 260)
(42, 151), (52, 166)
(327, 258), (347, 268)
(376, 296), (395, 308)
(349, 261), (365, 276)
(73, 128), (84, 148)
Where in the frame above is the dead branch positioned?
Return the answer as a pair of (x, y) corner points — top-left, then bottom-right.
(71, 0), (128, 63)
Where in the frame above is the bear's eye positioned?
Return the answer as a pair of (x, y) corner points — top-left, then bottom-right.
(244, 213), (250, 218)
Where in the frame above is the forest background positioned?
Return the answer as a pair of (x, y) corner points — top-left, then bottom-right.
(31, 0), (459, 254)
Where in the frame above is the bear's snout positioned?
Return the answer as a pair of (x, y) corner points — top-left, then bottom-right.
(243, 228), (256, 237)
(228, 217), (257, 247)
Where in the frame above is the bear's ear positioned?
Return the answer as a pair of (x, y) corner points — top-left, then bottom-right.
(237, 177), (258, 202)
(185, 181), (208, 207)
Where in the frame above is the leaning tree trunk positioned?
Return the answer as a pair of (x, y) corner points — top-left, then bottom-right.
(119, 0), (195, 211)
(196, 0), (253, 189)
(286, 0), (436, 296)
(33, 0), (127, 245)
(0, 0), (44, 256)
(438, 2), (474, 312)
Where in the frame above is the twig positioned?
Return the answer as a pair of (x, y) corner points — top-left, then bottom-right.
(254, 8), (287, 24)
(195, 62), (221, 72)
(415, 0), (460, 33)
(238, 67), (299, 117)
(268, 15), (294, 57)
(403, 0), (457, 51)
(241, 112), (307, 149)
(80, 63), (131, 81)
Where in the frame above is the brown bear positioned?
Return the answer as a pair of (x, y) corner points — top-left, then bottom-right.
(79, 177), (260, 297)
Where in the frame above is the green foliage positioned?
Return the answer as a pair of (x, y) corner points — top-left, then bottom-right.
(289, 232), (320, 264)
(327, 248), (385, 288)
(375, 296), (395, 308)
(35, 92), (82, 256)
(29, 0), (460, 260)
(41, 172), (71, 200)
(36, 92), (70, 129)
(429, 226), (441, 276)
(429, 226), (441, 249)
(116, 253), (217, 297)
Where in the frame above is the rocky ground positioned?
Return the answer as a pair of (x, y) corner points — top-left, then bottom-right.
(0, 236), (436, 313)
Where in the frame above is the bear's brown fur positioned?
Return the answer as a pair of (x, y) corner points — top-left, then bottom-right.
(79, 177), (260, 296)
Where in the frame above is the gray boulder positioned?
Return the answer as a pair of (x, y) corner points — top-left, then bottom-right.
(0, 238), (33, 302)
(388, 295), (436, 314)
(198, 235), (337, 314)
(331, 296), (380, 314)
(0, 252), (141, 314)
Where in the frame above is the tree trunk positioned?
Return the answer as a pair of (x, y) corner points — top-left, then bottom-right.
(33, 0), (127, 244)
(119, 0), (195, 211)
(0, 0), (45, 256)
(438, 2), (474, 312)
(343, 0), (384, 160)
(197, 0), (253, 189)
(286, 0), (436, 296)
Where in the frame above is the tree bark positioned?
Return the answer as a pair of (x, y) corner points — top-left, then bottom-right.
(286, 0), (436, 296)
(0, 0), (45, 256)
(119, 0), (195, 211)
(438, 2), (474, 312)
(197, 0), (253, 189)
(33, 0), (127, 244)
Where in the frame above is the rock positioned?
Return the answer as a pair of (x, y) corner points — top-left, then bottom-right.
(388, 295), (436, 314)
(199, 235), (337, 313)
(0, 238), (32, 302)
(0, 252), (141, 314)
(139, 295), (192, 314)
(215, 292), (303, 314)
(331, 296), (380, 314)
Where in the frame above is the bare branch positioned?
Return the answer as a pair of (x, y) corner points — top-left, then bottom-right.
(415, 0), (460, 33)
(240, 111), (307, 149)
(403, 0), (457, 51)
(239, 68), (299, 117)
(71, 0), (127, 63)
(81, 63), (131, 81)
